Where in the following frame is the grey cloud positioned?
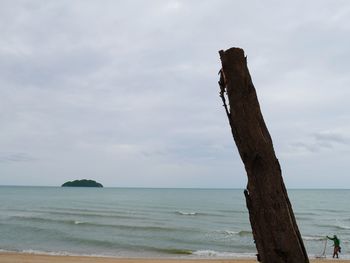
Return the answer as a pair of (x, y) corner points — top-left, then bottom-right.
(290, 142), (322, 153)
(313, 131), (349, 145)
(0, 152), (36, 163)
(0, 45), (111, 89)
(289, 131), (349, 154)
(1, 0), (350, 187)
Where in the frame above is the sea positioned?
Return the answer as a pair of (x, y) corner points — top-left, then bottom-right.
(0, 187), (349, 259)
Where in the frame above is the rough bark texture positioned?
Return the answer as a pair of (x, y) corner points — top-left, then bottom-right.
(218, 47), (309, 263)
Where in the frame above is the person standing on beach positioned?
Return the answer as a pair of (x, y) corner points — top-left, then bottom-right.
(327, 235), (341, 258)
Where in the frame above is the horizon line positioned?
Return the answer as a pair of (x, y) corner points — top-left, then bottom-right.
(0, 185), (349, 190)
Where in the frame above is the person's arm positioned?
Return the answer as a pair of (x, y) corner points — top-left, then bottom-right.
(327, 236), (334, 240)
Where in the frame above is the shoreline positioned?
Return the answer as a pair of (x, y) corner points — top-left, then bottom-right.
(1, 252), (350, 263)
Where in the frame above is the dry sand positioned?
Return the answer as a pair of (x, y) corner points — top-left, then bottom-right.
(0, 253), (349, 263)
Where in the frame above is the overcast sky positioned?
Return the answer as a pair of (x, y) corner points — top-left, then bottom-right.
(1, 1), (349, 188)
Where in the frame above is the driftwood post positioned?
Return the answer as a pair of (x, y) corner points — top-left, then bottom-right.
(218, 47), (309, 263)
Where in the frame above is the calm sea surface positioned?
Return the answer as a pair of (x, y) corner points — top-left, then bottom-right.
(0, 187), (349, 259)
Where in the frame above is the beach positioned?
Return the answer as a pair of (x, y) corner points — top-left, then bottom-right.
(1, 253), (350, 263)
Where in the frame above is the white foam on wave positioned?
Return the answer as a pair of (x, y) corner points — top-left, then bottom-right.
(22, 249), (72, 256)
(222, 230), (239, 235)
(334, 219), (350, 230)
(192, 250), (255, 258)
(302, 235), (326, 241)
(214, 230), (252, 237)
(1, 249), (114, 258)
(337, 224), (350, 230)
(176, 211), (197, 216)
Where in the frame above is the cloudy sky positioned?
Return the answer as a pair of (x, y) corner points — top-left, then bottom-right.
(1, 1), (349, 188)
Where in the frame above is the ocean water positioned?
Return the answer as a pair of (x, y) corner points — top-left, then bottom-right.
(0, 187), (349, 259)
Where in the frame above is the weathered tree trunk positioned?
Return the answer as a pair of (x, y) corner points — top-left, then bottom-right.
(218, 47), (309, 263)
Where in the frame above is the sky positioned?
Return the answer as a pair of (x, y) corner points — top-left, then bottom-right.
(0, 1), (349, 188)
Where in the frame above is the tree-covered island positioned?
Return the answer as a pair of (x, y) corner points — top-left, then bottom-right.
(61, 179), (103, 188)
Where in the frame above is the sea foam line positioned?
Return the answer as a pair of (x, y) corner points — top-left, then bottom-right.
(0, 248), (258, 259)
(175, 211), (197, 216)
(10, 216), (183, 232)
(0, 249), (115, 258)
(192, 250), (256, 258)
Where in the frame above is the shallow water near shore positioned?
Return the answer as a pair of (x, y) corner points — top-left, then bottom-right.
(1, 187), (349, 259)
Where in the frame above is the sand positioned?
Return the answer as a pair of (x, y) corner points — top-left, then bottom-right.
(0, 253), (349, 263)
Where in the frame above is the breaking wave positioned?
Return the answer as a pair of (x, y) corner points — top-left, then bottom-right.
(175, 211), (197, 216)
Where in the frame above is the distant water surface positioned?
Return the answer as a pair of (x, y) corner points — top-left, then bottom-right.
(0, 187), (349, 259)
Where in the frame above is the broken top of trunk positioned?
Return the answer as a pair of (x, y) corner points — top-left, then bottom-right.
(218, 47), (309, 263)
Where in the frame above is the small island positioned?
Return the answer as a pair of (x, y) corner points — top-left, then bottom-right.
(61, 179), (103, 188)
